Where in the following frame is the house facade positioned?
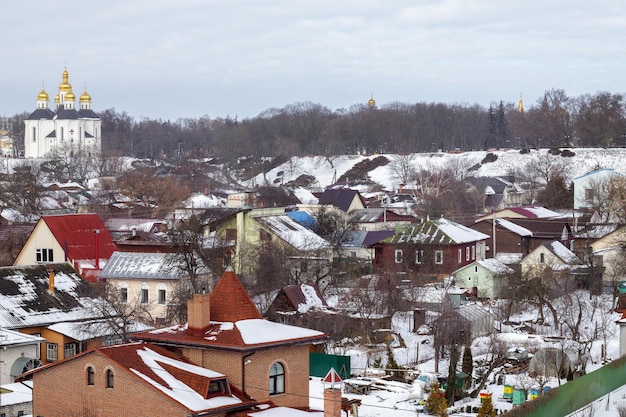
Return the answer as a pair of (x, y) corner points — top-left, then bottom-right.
(22, 341), (255, 417)
(452, 258), (515, 299)
(13, 213), (117, 282)
(373, 218), (489, 281)
(98, 251), (213, 325)
(216, 208), (331, 280)
(573, 168), (620, 210)
(520, 240), (582, 279)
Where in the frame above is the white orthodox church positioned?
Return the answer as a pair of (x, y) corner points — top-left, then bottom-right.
(24, 68), (101, 159)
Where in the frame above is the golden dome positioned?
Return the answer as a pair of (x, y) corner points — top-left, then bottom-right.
(37, 88), (49, 101)
(54, 93), (60, 103)
(367, 94), (376, 108)
(65, 90), (76, 101)
(59, 68), (72, 92)
(79, 88), (91, 102)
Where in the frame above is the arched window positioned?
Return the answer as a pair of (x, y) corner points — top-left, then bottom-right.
(106, 369), (114, 388)
(269, 362), (285, 395)
(87, 366), (94, 385)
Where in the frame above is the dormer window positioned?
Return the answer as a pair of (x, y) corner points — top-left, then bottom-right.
(206, 378), (230, 398)
(36, 248), (54, 263)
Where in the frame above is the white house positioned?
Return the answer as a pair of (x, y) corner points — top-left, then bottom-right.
(573, 168), (620, 210)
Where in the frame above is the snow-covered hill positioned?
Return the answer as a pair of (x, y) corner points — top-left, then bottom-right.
(246, 148), (626, 193)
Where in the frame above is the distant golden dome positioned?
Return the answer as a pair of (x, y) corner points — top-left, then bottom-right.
(59, 68), (72, 92)
(54, 93), (60, 103)
(79, 88), (91, 102)
(37, 88), (49, 101)
(368, 95), (376, 108)
(65, 90), (76, 101)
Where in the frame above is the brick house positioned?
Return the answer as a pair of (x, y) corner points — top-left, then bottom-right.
(21, 341), (256, 417)
(132, 268), (328, 409)
(372, 217), (489, 282)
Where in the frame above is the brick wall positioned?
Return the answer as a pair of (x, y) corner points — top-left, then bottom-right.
(183, 344), (311, 408)
(31, 351), (217, 417)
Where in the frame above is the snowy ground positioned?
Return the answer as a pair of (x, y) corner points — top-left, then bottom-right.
(247, 148), (626, 194)
(309, 291), (625, 416)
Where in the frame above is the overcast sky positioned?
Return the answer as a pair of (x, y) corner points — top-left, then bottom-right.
(2, 1), (625, 121)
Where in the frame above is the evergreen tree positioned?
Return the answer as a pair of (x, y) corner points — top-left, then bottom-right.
(445, 344), (459, 405)
(477, 395), (496, 417)
(425, 382), (448, 417)
(461, 344), (473, 391)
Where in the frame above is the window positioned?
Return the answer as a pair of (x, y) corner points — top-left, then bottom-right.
(140, 283), (149, 304)
(207, 378), (230, 397)
(466, 246), (470, 261)
(65, 343), (77, 358)
(415, 250), (423, 264)
(17, 412), (24, 417)
(394, 249), (403, 264)
(458, 249), (462, 263)
(472, 245), (475, 260)
(104, 335), (123, 346)
(540, 253), (545, 263)
(106, 369), (114, 388)
(474, 266), (478, 273)
(225, 228), (237, 241)
(47, 343), (58, 362)
(585, 188), (594, 201)
(87, 366), (94, 385)
(120, 287), (128, 304)
(269, 362), (285, 395)
(32, 127), (36, 142)
(157, 284), (167, 305)
(435, 251), (443, 265)
(36, 248), (54, 263)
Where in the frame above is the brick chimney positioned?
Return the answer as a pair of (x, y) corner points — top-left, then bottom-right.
(188, 293), (211, 334)
(47, 267), (55, 293)
(323, 388), (341, 417)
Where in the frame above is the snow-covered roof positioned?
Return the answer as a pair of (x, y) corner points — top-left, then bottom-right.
(48, 318), (153, 341)
(495, 218), (533, 237)
(98, 251), (210, 280)
(476, 258), (515, 274)
(0, 381), (33, 406)
(0, 328), (45, 346)
(255, 215), (329, 251)
(0, 263), (109, 329)
(543, 241), (581, 264)
(391, 217), (489, 245)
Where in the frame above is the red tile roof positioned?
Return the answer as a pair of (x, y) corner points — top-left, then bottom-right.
(42, 214), (117, 263)
(210, 269), (263, 322)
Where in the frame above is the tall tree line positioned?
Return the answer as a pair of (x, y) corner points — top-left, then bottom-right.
(7, 88), (626, 163)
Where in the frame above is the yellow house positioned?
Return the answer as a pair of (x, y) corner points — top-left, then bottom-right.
(0, 263), (141, 365)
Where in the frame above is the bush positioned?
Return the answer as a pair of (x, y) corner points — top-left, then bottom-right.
(481, 153), (498, 164)
(561, 149), (576, 157)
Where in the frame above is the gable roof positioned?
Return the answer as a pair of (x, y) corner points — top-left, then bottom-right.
(318, 189), (363, 212)
(0, 263), (102, 329)
(281, 283), (327, 313)
(42, 213), (117, 262)
(475, 258), (515, 274)
(541, 241), (582, 264)
(134, 270), (327, 350)
(389, 218), (489, 245)
(21, 341), (251, 414)
(98, 251), (210, 280)
(341, 230), (395, 247)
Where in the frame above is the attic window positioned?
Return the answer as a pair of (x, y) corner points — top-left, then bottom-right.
(206, 378), (230, 398)
(36, 248), (54, 263)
